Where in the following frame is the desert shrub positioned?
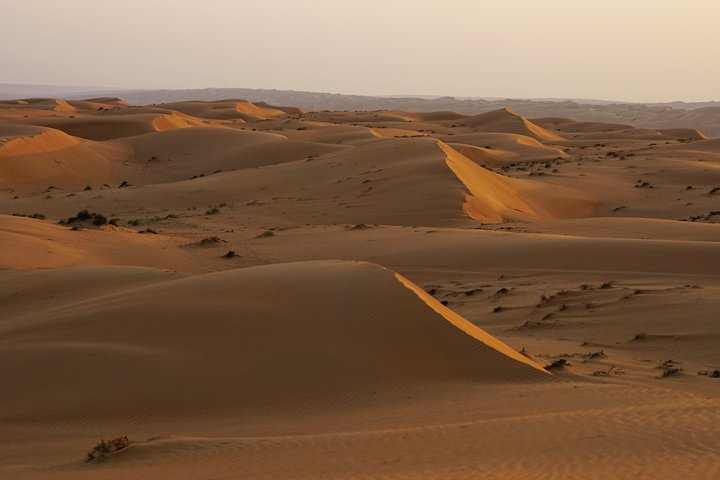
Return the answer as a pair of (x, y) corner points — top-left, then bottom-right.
(256, 230), (274, 238)
(206, 207), (220, 215)
(544, 359), (569, 371)
(86, 436), (130, 462)
(75, 210), (92, 221)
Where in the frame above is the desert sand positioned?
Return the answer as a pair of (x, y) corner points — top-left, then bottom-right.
(1, 98), (719, 479)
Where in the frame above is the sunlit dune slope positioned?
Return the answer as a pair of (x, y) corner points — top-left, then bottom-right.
(0, 125), (126, 192)
(438, 141), (597, 222)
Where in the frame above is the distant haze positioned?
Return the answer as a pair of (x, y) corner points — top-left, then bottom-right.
(2, 0), (719, 102)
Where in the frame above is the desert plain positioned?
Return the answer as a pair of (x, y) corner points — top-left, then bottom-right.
(0, 96), (719, 479)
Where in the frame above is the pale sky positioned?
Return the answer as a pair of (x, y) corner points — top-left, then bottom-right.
(2, 0), (719, 102)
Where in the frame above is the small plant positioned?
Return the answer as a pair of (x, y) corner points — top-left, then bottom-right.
(86, 436), (130, 462)
(108, 218), (119, 226)
(632, 332), (647, 341)
(223, 250), (238, 258)
(256, 230), (275, 238)
(205, 207), (220, 215)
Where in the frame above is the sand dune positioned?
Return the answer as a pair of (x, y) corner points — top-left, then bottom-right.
(442, 132), (568, 166)
(8, 112), (207, 141)
(0, 125), (125, 192)
(444, 108), (565, 142)
(0, 261), (547, 425)
(439, 141), (597, 222)
(156, 99), (289, 121)
(0, 214), (192, 270)
(113, 126), (347, 184)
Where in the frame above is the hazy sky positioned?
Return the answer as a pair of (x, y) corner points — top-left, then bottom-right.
(2, 0), (719, 102)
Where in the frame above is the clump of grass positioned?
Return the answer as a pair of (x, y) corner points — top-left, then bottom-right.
(86, 436), (130, 462)
(256, 230), (275, 238)
(205, 207), (220, 215)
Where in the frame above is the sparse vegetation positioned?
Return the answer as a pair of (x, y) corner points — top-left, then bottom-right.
(86, 436), (130, 462)
(12, 213), (45, 220)
(205, 207), (220, 215)
(256, 230), (275, 238)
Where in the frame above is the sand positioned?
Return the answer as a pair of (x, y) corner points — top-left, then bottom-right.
(1, 97), (719, 479)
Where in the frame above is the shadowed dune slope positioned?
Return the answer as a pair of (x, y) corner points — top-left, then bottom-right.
(0, 261), (548, 424)
(438, 142), (597, 222)
(115, 127), (347, 182)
